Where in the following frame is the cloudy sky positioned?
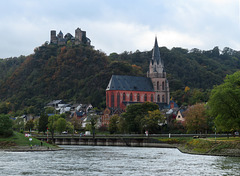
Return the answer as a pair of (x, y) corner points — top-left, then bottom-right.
(0, 0), (239, 58)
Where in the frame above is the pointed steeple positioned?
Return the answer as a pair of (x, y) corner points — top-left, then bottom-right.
(151, 37), (162, 65)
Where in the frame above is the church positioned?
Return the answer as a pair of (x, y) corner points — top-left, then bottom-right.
(105, 37), (170, 113)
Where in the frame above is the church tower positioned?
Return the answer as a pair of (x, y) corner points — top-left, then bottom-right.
(147, 37), (170, 105)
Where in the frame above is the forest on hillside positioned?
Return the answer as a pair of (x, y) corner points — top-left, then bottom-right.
(0, 43), (239, 115)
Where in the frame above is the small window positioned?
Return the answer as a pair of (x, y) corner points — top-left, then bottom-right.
(162, 95), (165, 102)
(157, 95), (160, 102)
(123, 93), (126, 101)
(130, 93), (133, 101)
(144, 94), (147, 101)
(137, 93), (140, 102)
(151, 94), (154, 102)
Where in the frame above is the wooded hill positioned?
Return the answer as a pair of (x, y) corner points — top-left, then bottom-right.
(0, 43), (239, 114)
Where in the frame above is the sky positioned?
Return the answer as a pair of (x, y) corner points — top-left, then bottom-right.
(0, 0), (240, 58)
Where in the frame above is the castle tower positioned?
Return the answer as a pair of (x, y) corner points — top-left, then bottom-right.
(50, 30), (57, 44)
(75, 28), (82, 45)
(147, 37), (170, 105)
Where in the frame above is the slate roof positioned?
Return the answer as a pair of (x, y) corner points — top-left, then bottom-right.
(151, 37), (162, 65)
(106, 75), (154, 92)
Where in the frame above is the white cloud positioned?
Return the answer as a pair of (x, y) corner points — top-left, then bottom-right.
(0, 0), (239, 58)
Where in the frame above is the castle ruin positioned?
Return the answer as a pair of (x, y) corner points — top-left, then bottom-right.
(50, 28), (91, 46)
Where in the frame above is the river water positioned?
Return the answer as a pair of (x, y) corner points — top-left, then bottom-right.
(0, 145), (239, 176)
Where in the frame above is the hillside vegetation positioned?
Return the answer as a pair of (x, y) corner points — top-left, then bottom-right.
(0, 43), (239, 114)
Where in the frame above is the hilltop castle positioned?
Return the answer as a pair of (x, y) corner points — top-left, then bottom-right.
(50, 28), (91, 46)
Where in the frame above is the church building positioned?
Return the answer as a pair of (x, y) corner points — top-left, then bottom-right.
(105, 37), (170, 113)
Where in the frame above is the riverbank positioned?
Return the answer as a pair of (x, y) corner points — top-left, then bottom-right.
(0, 132), (62, 152)
(156, 137), (240, 157)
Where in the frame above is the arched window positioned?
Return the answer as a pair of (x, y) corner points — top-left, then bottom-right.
(157, 95), (160, 102)
(162, 81), (165, 90)
(151, 94), (154, 102)
(130, 93), (133, 101)
(111, 93), (114, 107)
(137, 93), (140, 102)
(162, 95), (165, 103)
(144, 94), (147, 101)
(123, 93), (126, 101)
(157, 81), (159, 90)
(117, 92), (120, 107)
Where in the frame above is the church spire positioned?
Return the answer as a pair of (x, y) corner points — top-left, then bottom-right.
(151, 37), (162, 65)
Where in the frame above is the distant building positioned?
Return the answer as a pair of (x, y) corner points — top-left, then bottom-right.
(105, 37), (170, 113)
(50, 28), (91, 46)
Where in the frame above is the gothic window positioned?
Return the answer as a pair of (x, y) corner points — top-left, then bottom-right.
(117, 92), (120, 107)
(137, 93), (140, 102)
(144, 94), (147, 101)
(162, 81), (165, 90)
(157, 95), (160, 102)
(162, 95), (165, 102)
(151, 94), (154, 102)
(130, 93), (133, 101)
(123, 93), (126, 101)
(111, 93), (114, 107)
(157, 81), (159, 90)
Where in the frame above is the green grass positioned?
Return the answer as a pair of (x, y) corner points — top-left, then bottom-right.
(0, 131), (57, 148)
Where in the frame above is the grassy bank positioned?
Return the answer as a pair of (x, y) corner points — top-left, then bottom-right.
(156, 137), (240, 157)
(0, 132), (61, 151)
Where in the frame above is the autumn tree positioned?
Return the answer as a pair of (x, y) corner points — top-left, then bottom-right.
(184, 103), (210, 133)
(208, 71), (240, 133)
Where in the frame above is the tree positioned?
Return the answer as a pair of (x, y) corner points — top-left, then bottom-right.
(0, 114), (13, 137)
(122, 102), (159, 133)
(71, 116), (81, 132)
(184, 103), (209, 133)
(48, 114), (59, 142)
(208, 71), (240, 133)
(45, 107), (55, 114)
(39, 113), (49, 134)
(25, 120), (34, 132)
(12, 117), (24, 132)
(56, 118), (67, 134)
(142, 110), (165, 134)
(108, 115), (120, 134)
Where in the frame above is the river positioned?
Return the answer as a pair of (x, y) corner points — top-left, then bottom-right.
(0, 146), (239, 176)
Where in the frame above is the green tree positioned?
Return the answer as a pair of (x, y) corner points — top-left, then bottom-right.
(71, 116), (81, 132)
(39, 113), (49, 134)
(122, 102), (159, 133)
(45, 107), (55, 114)
(184, 103), (209, 133)
(142, 109), (165, 134)
(56, 117), (67, 134)
(13, 117), (24, 132)
(208, 71), (240, 133)
(108, 115), (120, 134)
(25, 120), (34, 132)
(0, 114), (13, 137)
(48, 114), (59, 142)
